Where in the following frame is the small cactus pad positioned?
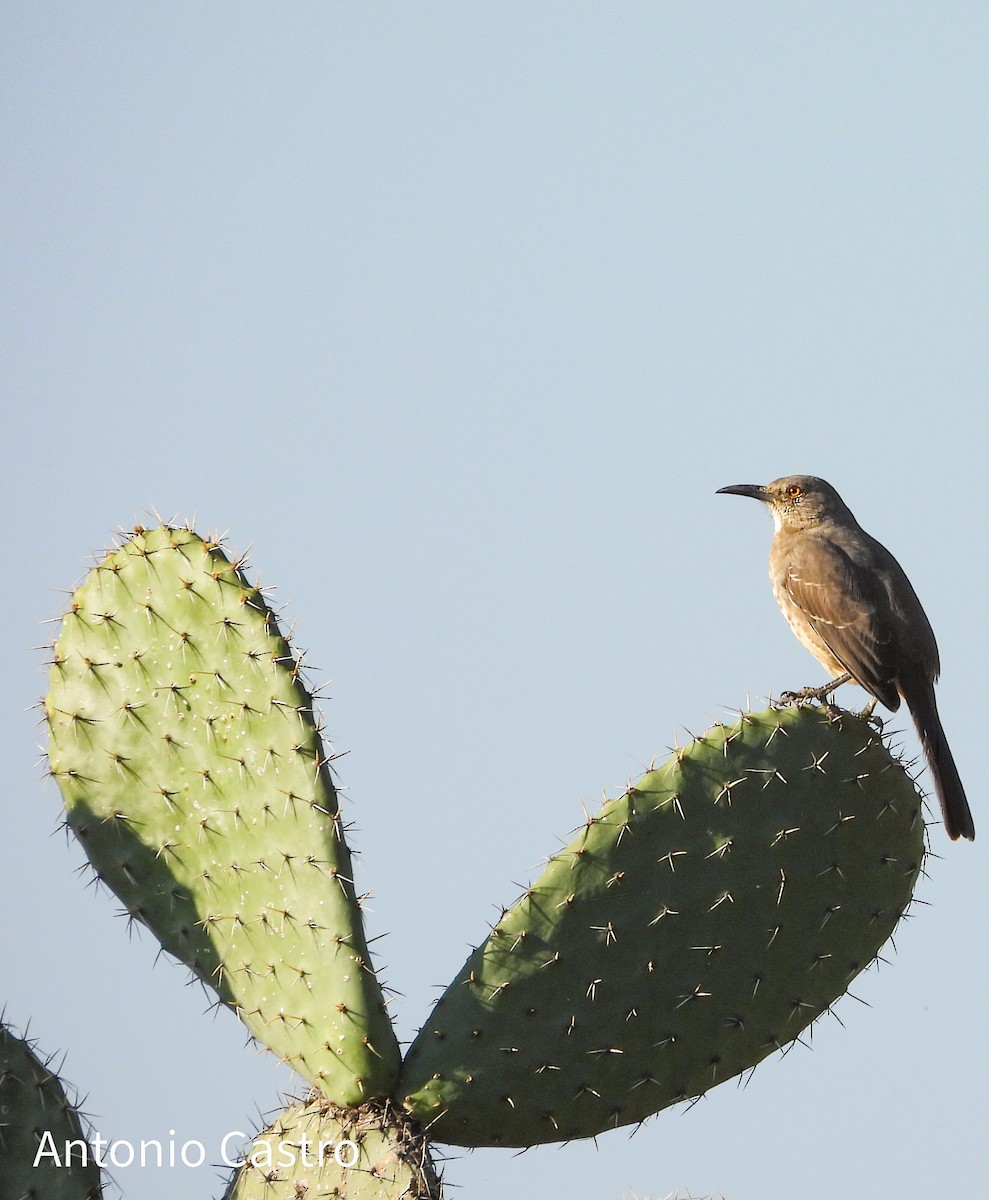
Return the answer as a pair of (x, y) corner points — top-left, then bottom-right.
(222, 1096), (441, 1200)
(45, 526), (400, 1104)
(0, 1021), (103, 1199)
(401, 705), (925, 1146)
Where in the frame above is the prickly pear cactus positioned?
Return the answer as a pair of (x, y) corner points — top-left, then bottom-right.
(44, 525), (400, 1105)
(222, 1095), (441, 1200)
(41, 521), (931, 1173)
(0, 1021), (103, 1199)
(400, 705), (925, 1146)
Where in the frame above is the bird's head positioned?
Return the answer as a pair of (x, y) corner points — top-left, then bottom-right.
(716, 475), (854, 532)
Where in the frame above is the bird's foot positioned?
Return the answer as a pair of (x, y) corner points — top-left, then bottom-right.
(859, 695), (885, 731)
(778, 673), (852, 710)
(778, 684), (828, 705)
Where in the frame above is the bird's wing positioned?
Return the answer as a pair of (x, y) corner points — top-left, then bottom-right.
(782, 534), (900, 709)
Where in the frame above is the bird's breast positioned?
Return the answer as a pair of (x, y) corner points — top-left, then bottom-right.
(769, 569), (849, 678)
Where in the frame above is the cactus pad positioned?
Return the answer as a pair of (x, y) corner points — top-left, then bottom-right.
(222, 1096), (441, 1200)
(400, 705), (925, 1146)
(44, 525), (400, 1104)
(0, 1021), (103, 1199)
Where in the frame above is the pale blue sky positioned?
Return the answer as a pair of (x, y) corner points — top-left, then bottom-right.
(3, 4), (987, 1197)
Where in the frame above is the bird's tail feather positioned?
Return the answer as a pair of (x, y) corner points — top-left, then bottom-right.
(907, 682), (974, 841)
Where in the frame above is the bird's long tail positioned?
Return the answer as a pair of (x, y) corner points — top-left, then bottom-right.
(907, 681), (975, 841)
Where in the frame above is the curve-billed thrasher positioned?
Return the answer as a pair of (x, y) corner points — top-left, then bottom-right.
(717, 474), (974, 842)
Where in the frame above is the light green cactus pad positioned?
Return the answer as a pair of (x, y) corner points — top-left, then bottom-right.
(222, 1096), (441, 1200)
(401, 705), (925, 1146)
(45, 525), (400, 1105)
(0, 1021), (103, 1200)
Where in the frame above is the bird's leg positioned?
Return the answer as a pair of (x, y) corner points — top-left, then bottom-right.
(779, 672), (853, 707)
(859, 694), (886, 732)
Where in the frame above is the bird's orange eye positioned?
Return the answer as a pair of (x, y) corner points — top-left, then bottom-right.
(786, 485), (802, 498)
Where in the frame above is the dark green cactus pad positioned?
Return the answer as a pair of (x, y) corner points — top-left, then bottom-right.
(44, 525), (400, 1105)
(0, 1022), (103, 1200)
(400, 705), (925, 1146)
(222, 1096), (441, 1200)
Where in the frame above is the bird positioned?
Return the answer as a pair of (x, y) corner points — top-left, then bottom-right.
(716, 474), (974, 841)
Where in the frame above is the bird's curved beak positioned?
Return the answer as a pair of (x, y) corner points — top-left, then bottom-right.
(716, 483), (770, 502)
